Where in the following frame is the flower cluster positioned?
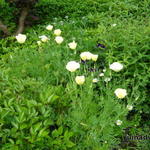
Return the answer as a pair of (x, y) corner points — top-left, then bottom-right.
(15, 22), (132, 127)
(80, 52), (98, 61)
(15, 24), (79, 51)
(66, 50), (99, 85)
(65, 39), (130, 126)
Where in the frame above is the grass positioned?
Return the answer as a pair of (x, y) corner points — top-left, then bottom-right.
(0, 0), (150, 149)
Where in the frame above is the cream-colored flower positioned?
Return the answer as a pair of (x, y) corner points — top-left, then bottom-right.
(112, 24), (117, 27)
(104, 77), (111, 82)
(75, 76), (85, 85)
(54, 29), (61, 36)
(91, 54), (98, 61)
(127, 105), (133, 111)
(92, 78), (99, 83)
(46, 25), (53, 31)
(114, 88), (127, 99)
(99, 73), (104, 77)
(109, 62), (123, 72)
(66, 61), (80, 72)
(39, 35), (49, 42)
(80, 52), (92, 61)
(55, 36), (64, 44)
(116, 120), (122, 126)
(16, 34), (27, 43)
(68, 41), (77, 49)
(37, 41), (42, 46)
(103, 69), (106, 72)
(65, 16), (69, 19)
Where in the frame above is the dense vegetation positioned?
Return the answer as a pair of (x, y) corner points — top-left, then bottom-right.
(0, 0), (150, 149)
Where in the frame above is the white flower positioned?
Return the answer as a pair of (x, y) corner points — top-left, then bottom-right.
(91, 54), (98, 61)
(80, 52), (92, 61)
(114, 88), (127, 99)
(112, 24), (117, 27)
(75, 76), (85, 85)
(99, 73), (104, 77)
(103, 69), (106, 72)
(54, 29), (61, 36)
(104, 77), (111, 82)
(39, 35), (49, 42)
(37, 41), (42, 46)
(109, 62), (123, 72)
(92, 78), (99, 83)
(46, 25), (53, 31)
(55, 36), (64, 44)
(66, 61), (80, 72)
(127, 105), (133, 111)
(65, 16), (69, 19)
(116, 120), (122, 126)
(16, 34), (27, 43)
(39, 35), (45, 38)
(68, 41), (77, 49)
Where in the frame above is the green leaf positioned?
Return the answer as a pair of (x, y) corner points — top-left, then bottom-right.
(38, 128), (49, 137)
(20, 123), (28, 130)
(64, 130), (74, 139)
(58, 126), (63, 135)
(43, 119), (53, 126)
(33, 122), (42, 132)
(66, 141), (76, 148)
(52, 130), (59, 138)
(1, 109), (10, 119)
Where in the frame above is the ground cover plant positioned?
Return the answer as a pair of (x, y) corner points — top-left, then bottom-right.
(0, 0), (150, 149)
